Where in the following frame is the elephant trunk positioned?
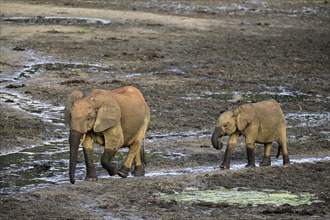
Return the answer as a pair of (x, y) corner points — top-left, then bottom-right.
(69, 130), (83, 184)
(211, 127), (224, 150)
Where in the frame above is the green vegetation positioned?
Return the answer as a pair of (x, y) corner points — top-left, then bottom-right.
(158, 188), (321, 207)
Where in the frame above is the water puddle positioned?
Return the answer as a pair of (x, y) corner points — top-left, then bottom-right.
(158, 187), (321, 207)
(0, 91), (64, 124)
(3, 16), (111, 25)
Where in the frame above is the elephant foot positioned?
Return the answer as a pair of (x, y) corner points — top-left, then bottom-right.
(246, 148), (255, 168)
(220, 164), (230, 169)
(85, 177), (98, 181)
(259, 157), (271, 166)
(245, 163), (256, 168)
(133, 164), (145, 177)
(117, 165), (130, 178)
(103, 162), (118, 176)
(283, 155), (290, 165)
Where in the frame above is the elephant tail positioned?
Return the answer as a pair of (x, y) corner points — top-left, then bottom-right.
(276, 145), (281, 159)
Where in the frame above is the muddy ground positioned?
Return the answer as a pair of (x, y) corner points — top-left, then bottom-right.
(0, 0), (330, 219)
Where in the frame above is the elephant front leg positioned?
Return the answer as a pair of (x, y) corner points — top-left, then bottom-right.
(102, 125), (124, 177)
(101, 149), (118, 176)
(83, 135), (97, 181)
(245, 148), (256, 168)
(260, 143), (272, 166)
(221, 144), (234, 169)
(83, 148), (97, 181)
(221, 133), (239, 169)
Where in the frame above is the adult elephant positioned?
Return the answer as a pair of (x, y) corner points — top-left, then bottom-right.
(211, 99), (289, 169)
(65, 86), (150, 184)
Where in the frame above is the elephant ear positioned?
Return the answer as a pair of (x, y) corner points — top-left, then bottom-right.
(234, 104), (256, 131)
(64, 90), (84, 125)
(93, 99), (121, 133)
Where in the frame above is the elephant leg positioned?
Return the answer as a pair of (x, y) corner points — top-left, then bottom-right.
(221, 144), (234, 169)
(101, 149), (118, 176)
(102, 125), (124, 176)
(83, 135), (97, 181)
(118, 140), (143, 178)
(245, 138), (256, 168)
(119, 123), (148, 178)
(278, 128), (290, 165)
(260, 143), (272, 166)
(132, 164), (145, 177)
(133, 141), (146, 177)
(221, 132), (239, 169)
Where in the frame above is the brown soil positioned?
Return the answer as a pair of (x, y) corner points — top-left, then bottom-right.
(0, 1), (329, 219)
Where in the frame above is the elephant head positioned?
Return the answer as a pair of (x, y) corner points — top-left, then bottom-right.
(212, 111), (235, 150)
(67, 90), (121, 184)
(211, 105), (256, 150)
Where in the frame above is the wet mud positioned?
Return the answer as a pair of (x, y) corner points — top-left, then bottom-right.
(0, 0), (329, 219)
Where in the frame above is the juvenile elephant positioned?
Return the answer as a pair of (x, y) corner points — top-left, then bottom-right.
(66, 86), (150, 184)
(211, 99), (290, 169)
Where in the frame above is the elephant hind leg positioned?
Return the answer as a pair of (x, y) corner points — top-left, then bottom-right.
(277, 128), (290, 165)
(117, 140), (144, 178)
(132, 164), (145, 177)
(132, 141), (146, 176)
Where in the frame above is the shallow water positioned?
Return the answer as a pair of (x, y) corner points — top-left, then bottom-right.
(1, 135), (329, 195)
(0, 90), (64, 124)
(3, 16), (111, 25)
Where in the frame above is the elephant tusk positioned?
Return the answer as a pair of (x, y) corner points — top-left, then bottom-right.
(79, 133), (86, 146)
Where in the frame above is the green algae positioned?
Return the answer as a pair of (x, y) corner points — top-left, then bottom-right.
(158, 188), (321, 207)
